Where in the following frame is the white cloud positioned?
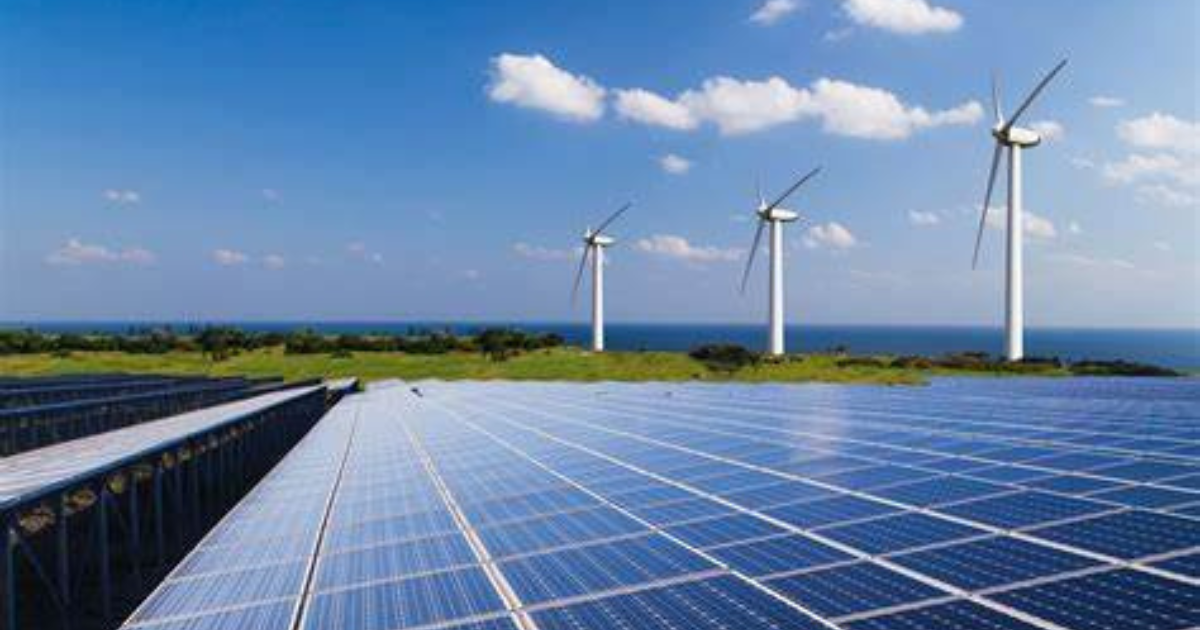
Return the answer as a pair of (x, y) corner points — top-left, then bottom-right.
(804, 78), (981, 139)
(1153, 241), (1171, 252)
(841, 0), (963, 35)
(803, 222), (858, 249)
(1103, 153), (1198, 186)
(46, 238), (154, 265)
(750, 0), (801, 25)
(462, 269), (481, 281)
(263, 254), (286, 269)
(907, 210), (940, 226)
(261, 188), (280, 202)
(986, 208), (1057, 239)
(613, 88), (698, 130)
(103, 189), (141, 205)
(1135, 184), (1199, 209)
(213, 249), (249, 266)
(513, 242), (576, 261)
(677, 76), (811, 135)
(634, 234), (742, 263)
(659, 153), (692, 175)
(1029, 120), (1064, 142)
(624, 75), (979, 138)
(1088, 95), (1124, 108)
(1117, 113), (1199, 154)
(487, 53), (606, 123)
(1068, 221), (1082, 235)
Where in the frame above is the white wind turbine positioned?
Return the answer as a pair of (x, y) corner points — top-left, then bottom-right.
(573, 202), (632, 353)
(972, 59), (1067, 362)
(739, 167), (822, 356)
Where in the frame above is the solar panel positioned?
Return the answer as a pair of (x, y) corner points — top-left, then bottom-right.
(122, 377), (1200, 630)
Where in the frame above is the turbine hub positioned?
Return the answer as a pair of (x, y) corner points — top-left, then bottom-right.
(993, 125), (1041, 148)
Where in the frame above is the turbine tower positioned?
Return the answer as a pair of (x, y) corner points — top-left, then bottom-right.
(573, 202), (632, 353)
(972, 59), (1067, 362)
(739, 167), (822, 357)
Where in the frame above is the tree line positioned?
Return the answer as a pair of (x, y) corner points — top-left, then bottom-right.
(0, 327), (564, 361)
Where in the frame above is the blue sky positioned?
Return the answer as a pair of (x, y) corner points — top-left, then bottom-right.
(1, 0), (1196, 327)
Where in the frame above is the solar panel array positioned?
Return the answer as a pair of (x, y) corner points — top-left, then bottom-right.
(123, 377), (1200, 630)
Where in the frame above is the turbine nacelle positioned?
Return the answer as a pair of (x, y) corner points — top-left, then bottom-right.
(583, 231), (615, 247)
(757, 207), (800, 223)
(992, 125), (1041, 148)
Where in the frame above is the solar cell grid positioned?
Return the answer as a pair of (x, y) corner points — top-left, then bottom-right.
(121, 377), (1200, 630)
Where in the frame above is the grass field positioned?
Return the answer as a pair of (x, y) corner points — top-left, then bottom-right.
(0, 348), (958, 384)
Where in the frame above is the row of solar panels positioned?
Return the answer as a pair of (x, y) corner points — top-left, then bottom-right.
(121, 377), (1200, 630)
(0, 375), (310, 455)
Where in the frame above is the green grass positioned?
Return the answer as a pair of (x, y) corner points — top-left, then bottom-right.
(0, 348), (935, 385)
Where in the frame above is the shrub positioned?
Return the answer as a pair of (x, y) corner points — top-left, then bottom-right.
(689, 344), (760, 373)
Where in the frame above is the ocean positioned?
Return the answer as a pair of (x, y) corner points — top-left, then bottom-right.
(7, 322), (1198, 369)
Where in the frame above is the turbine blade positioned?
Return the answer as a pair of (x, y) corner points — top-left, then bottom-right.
(571, 246), (591, 303)
(756, 178), (765, 207)
(972, 143), (1005, 269)
(991, 71), (1004, 124)
(765, 166), (821, 213)
(593, 201), (632, 236)
(740, 220), (766, 295)
(1004, 58), (1068, 130)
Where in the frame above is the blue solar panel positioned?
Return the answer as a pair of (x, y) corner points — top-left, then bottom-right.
(766, 561), (948, 617)
(708, 534), (853, 577)
(1029, 510), (1200, 560)
(531, 575), (828, 630)
(818, 512), (985, 554)
(120, 378), (1200, 630)
(302, 567), (507, 630)
(846, 600), (1044, 630)
(890, 536), (1100, 590)
(991, 569), (1200, 630)
(941, 490), (1112, 529)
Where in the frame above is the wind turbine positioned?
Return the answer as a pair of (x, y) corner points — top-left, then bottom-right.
(572, 202), (632, 352)
(972, 59), (1067, 362)
(739, 167), (822, 356)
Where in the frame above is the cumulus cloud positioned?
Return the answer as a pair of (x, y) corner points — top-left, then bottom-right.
(622, 75), (979, 138)
(213, 249), (249, 266)
(487, 53), (606, 122)
(750, 0), (802, 25)
(986, 209), (1057, 239)
(513, 242), (576, 261)
(1068, 221), (1082, 235)
(46, 238), (154, 266)
(907, 210), (940, 226)
(263, 254), (286, 269)
(1089, 95), (1124, 108)
(804, 78), (981, 139)
(1103, 153), (1198, 186)
(1029, 120), (1064, 142)
(1116, 112), (1199, 154)
(634, 234), (741, 263)
(803, 222), (858, 249)
(677, 76), (811, 135)
(103, 189), (141, 205)
(659, 153), (692, 175)
(841, 0), (963, 35)
(613, 88), (699, 130)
